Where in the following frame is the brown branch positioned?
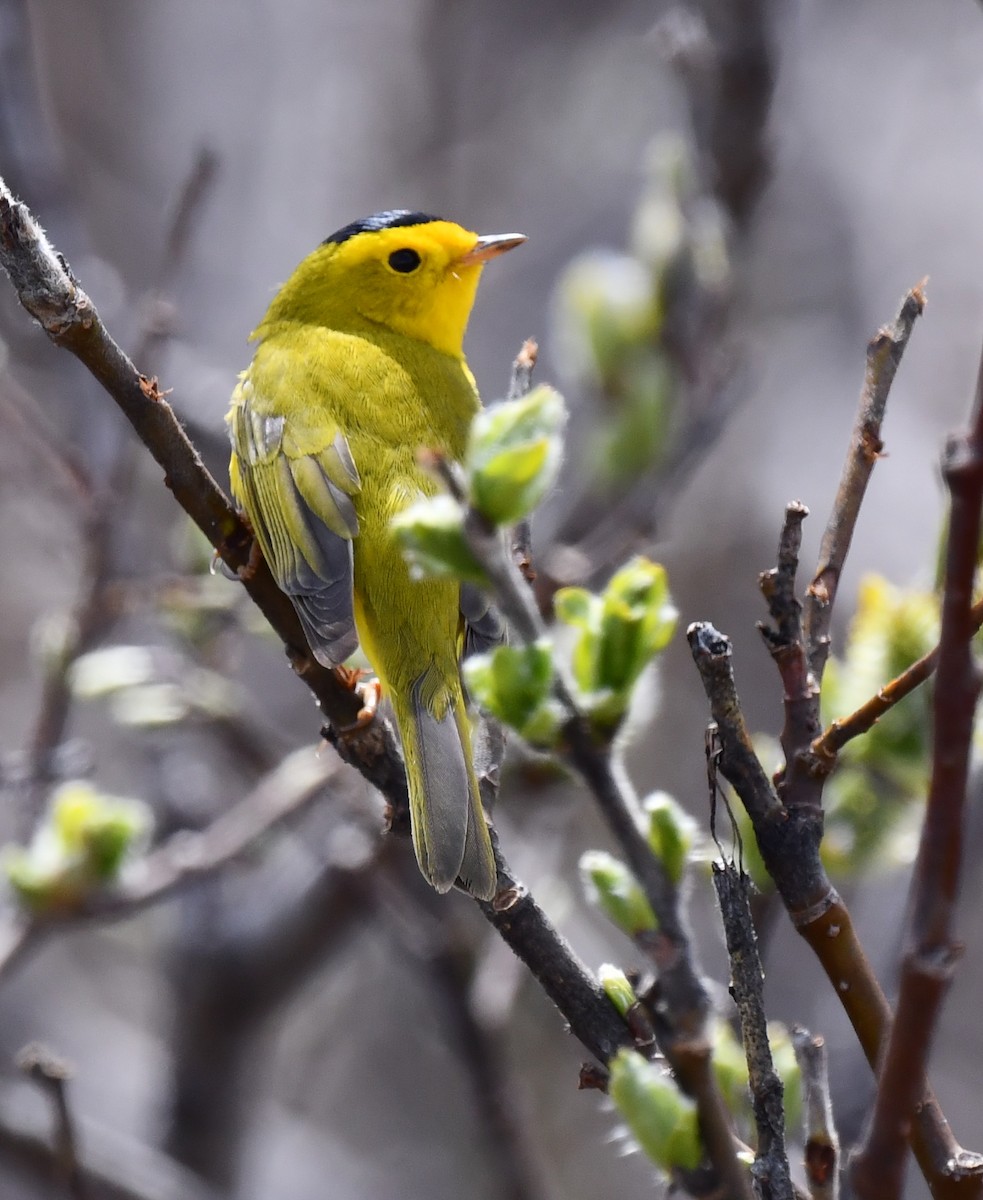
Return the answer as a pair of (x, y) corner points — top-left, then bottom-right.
(758, 501), (822, 811)
(811, 593), (983, 769)
(791, 1028), (839, 1200)
(478, 827), (635, 1068)
(803, 284), (925, 684)
(852, 339), (983, 1199)
(686, 621), (981, 1198)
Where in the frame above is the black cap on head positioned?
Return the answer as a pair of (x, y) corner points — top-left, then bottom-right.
(322, 210), (441, 247)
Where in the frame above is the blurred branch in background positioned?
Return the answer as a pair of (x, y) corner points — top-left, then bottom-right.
(540, 0), (776, 595)
(17, 1041), (86, 1200)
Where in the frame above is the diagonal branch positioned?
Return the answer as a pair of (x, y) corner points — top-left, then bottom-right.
(0, 174), (410, 821)
(458, 498), (751, 1198)
(812, 593), (983, 768)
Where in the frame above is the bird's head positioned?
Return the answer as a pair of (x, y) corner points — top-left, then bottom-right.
(263, 211), (525, 359)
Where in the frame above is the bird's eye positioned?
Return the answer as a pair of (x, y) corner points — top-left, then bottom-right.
(388, 248), (421, 273)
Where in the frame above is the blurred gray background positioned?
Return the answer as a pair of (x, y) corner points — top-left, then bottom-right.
(1, 0), (983, 1198)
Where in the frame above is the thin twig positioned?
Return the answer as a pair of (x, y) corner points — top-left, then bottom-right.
(17, 1042), (87, 1200)
(712, 862), (793, 1200)
(506, 337), (538, 578)
(757, 501), (822, 811)
(811, 593), (983, 768)
(792, 1028), (838, 1200)
(852, 337), (983, 1200)
(803, 284), (926, 684)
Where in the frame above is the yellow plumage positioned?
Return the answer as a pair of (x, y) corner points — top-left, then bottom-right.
(227, 212), (524, 900)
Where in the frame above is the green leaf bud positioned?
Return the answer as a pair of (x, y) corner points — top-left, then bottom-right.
(555, 558), (677, 734)
(463, 641), (563, 749)
(4, 781), (151, 912)
(392, 494), (489, 584)
(598, 963), (638, 1018)
(643, 792), (698, 885)
(580, 850), (658, 937)
(608, 1049), (702, 1173)
(466, 385), (567, 525)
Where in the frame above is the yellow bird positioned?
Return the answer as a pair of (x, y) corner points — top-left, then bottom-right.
(227, 211), (525, 900)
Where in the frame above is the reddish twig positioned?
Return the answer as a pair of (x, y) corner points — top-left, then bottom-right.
(851, 340), (983, 1199)
(812, 593), (983, 769)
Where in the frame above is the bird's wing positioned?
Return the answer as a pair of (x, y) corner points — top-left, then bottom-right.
(228, 375), (361, 667)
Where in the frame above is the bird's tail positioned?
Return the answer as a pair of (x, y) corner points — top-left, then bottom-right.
(392, 671), (497, 901)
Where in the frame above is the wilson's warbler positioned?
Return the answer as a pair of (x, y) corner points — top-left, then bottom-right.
(227, 211), (525, 900)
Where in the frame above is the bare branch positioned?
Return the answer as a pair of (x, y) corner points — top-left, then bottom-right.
(852, 336), (983, 1200)
(757, 501), (823, 811)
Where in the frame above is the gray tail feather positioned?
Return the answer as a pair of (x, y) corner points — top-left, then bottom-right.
(404, 678), (497, 901)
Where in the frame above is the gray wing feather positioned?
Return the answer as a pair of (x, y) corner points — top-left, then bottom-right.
(230, 396), (359, 667)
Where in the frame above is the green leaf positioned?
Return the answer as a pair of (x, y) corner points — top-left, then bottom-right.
(608, 1049), (702, 1173)
(554, 558), (677, 735)
(553, 586), (596, 629)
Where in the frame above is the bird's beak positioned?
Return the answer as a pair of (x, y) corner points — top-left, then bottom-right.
(457, 232), (527, 267)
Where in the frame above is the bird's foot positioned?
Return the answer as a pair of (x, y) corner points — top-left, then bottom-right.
(336, 669), (381, 738)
